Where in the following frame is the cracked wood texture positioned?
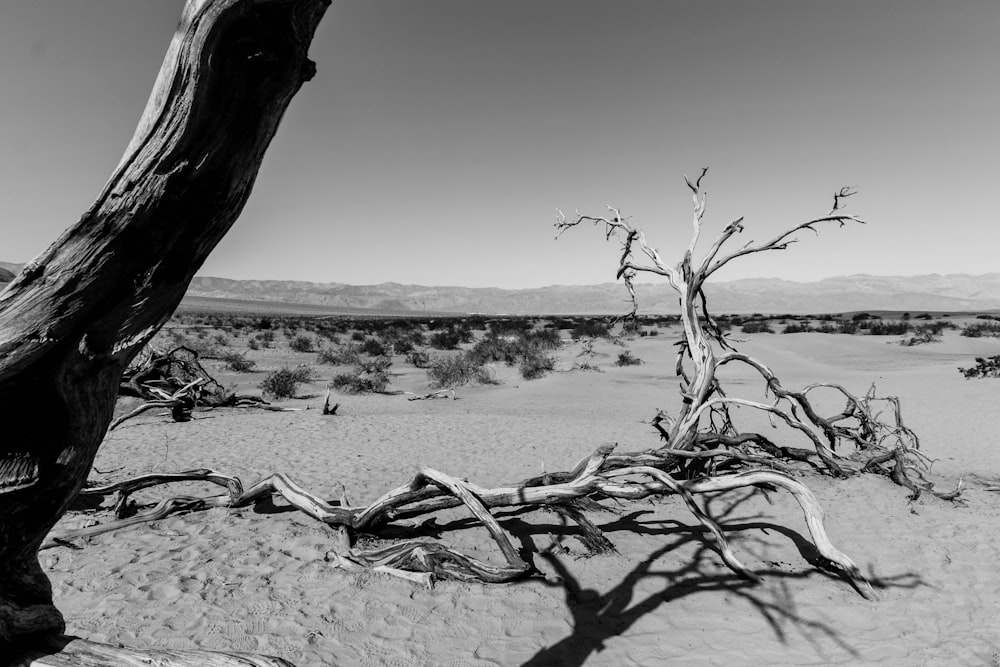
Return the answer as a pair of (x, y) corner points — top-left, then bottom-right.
(0, 0), (329, 647)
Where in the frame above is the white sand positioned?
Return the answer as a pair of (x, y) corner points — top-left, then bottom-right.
(42, 329), (1000, 665)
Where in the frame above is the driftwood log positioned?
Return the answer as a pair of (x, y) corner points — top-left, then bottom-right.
(41, 449), (876, 600)
(0, 0), (329, 663)
(112, 346), (285, 430)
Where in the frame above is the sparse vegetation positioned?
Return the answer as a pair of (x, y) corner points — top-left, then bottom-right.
(406, 350), (430, 368)
(427, 353), (495, 388)
(222, 352), (256, 372)
(260, 366), (314, 399)
(518, 350), (556, 380)
(616, 350), (643, 366)
(570, 320), (610, 340)
(959, 355), (1000, 379)
(741, 320), (773, 334)
(317, 344), (361, 365)
(961, 321), (1000, 338)
(289, 334), (314, 352)
(331, 357), (392, 394)
(782, 322), (814, 334)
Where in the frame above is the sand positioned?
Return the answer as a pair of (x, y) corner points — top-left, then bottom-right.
(41, 327), (1000, 666)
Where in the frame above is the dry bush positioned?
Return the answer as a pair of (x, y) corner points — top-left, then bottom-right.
(959, 355), (1000, 378)
(222, 352), (256, 372)
(260, 366), (313, 398)
(427, 353), (495, 387)
(332, 357), (392, 394)
(616, 350), (643, 366)
(317, 344), (361, 365)
(289, 334), (315, 352)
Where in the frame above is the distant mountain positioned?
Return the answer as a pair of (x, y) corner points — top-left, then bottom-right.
(184, 273), (1000, 315)
(0, 262), (22, 283)
(4, 261), (1000, 314)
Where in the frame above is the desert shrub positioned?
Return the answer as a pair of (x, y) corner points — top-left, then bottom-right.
(247, 337), (260, 351)
(360, 337), (388, 356)
(959, 356), (1000, 379)
(621, 319), (642, 336)
(898, 329), (941, 346)
(570, 320), (610, 340)
(332, 357), (391, 394)
(391, 338), (413, 354)
(289, 335), (314, 353)
(260, 366), (313, 398)
(408, 329), (427, 346)
(316, 344), (361, 365)
(865, 320), (911, 336)
(406, 350), (430, 368)
(427, 353), (495, 388)
(782, 322), (814, 334)
(488, 319), (531, 337)
(259, 330), (275, 346)
(519, 350), (555, 380)
(350, 331), (366, 342)
(257, 317), (273, 329)
(961, 322), (1000, 338)
(574, 361), (603, 372)
(212, 333), (231, 348)
(222, 352), (256, 372)
(526, 328), (562, 349)
(469, 336), (519, 365)
(741, 320), (773, 334)
(430, 328), (464, 350)
(852, 313), (876, 322)
(836, 320), (858, 335)
(616, 350), (643, 366)
(318, 331), (341, 345)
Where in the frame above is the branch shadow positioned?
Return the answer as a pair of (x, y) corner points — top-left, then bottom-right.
(486, 493), (923, 667)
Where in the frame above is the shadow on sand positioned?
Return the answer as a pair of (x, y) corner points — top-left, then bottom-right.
(476, 488), (924, 666)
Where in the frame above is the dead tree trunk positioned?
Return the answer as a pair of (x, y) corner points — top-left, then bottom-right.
(0, 0), (329, 653)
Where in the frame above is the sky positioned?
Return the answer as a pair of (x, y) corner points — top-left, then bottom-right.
(0, 1), (997, 289)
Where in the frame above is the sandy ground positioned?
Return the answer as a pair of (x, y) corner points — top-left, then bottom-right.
(42, 327), (1000, 666)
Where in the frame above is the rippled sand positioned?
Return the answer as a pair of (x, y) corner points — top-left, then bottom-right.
(43, 329), (1000, 665)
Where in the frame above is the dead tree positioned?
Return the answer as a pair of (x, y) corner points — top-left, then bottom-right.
(0, 0), (329, 663)
(556, 170), (959, 500)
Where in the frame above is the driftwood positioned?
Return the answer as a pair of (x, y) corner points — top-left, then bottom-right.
(42, 446), (876, 599)
(9, 634), (293, 667)
(113, 346), (278, 430)
(0, 0), (329, 662)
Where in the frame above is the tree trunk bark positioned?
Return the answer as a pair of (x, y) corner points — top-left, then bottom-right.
(0, 0), (329, 644)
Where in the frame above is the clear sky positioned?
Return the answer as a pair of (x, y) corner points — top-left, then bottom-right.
(0, 1), (997, 288)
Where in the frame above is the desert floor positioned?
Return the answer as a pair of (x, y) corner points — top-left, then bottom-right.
(41, 325), (1000, 666)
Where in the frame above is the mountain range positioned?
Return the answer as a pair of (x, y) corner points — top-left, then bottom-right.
(2, 261), (999, 314)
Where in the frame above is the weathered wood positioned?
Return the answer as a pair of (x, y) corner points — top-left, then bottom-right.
(8, 634), (294, 666)
(0, 0), (329, 651)
(43, 448), (876, 599)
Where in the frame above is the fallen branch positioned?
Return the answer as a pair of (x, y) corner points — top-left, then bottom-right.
(47, 446), (876, 599)
(9, 633), (293, 666)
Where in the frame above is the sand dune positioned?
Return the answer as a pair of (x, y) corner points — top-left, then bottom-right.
(42, 329), (1000, 665)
